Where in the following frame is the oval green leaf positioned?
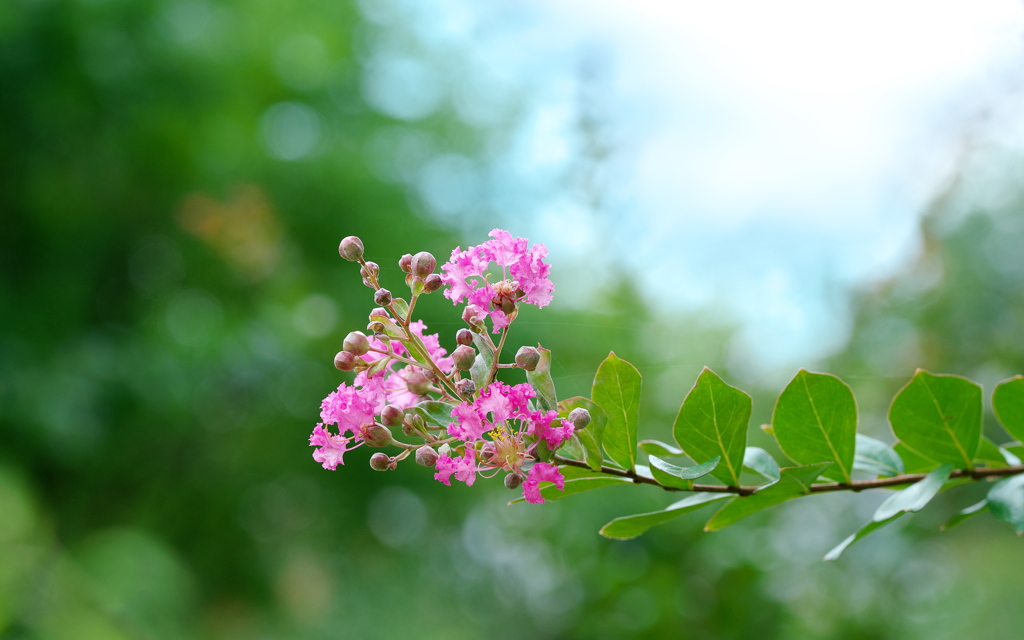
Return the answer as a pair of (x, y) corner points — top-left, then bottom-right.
(673, 368), (750, 487)
(993, 376), (1024, 443)
(599, 493), (731, 540)
(854, 434), (904, 478)
(592, 352), (642, 472)
(558, 397), (606, 472)
(988, 474), (1024, 534)
(648, 455), (720, 490)
(873, 464), (953, 522)
(526, 346), (557, 411)
(888, 370), (981, 470)
(772, 370), (857, 483)
(743, 447), (781, 483)
(508, 476), (632, 504)
(705, 462), (831, 531)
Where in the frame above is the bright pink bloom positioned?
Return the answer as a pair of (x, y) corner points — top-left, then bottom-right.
(529, 411), (575, 448)
(522, 463), (565, 504)
(319, 382), (381, 436)
(448, 402), (487, 441)
(434, 448), (478, 486)
(441, 229), (554, 332)
(309, 424), (358, 470)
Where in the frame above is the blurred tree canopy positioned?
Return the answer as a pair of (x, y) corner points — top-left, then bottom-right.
(2, 1), (1024, 639)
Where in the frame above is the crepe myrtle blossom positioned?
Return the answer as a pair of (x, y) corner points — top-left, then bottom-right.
(313, 231), (582, 507)
(441, 229), (554, 333)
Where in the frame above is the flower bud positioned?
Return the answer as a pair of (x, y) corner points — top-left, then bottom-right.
(568, 407), (591, 430)
(362, 424), (393, 448)
(369, 307), (389, 320)
(338, 236), (364, 261)
(369, 452), (391, 471)
(452, 345), (476, 371)
(334, 351), (357, 372)
(504, 473), (523, 490)
(374, 288), (393, 306)
(438, 443), (452, 457)
(343, 331), (371, 356)
(410, 251), (436, 278)
(404, 370), (431, 396)
(415, 446), (439, 467)
(380, 405), (404, 427)
(455, 378), (476, 398)
(399, 253), (413, 273)
(455, 328), (474, 346)
(409, 275), (425, 296)
(360, 261), (380, 280)
(423, 273), (443, 293)
(367, 320), (385, 334)
(462, 304), (485, 327)
(402, 422), (417, 437)
(515, 346), (540, 371)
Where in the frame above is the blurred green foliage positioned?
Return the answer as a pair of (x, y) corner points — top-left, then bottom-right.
(2, 1), (1024, 638)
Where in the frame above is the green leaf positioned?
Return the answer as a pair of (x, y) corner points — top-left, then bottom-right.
(941, 500), (989, 531)
(639, 440), (685, 457)
(390, 297), (410, 320)
(705, 462), (832, 531)
(743, 447), (781, 483)
(1005, 442), (1024, 462)
(526, 346), (557, 411)
(993, 376), (1024, 443)
(410, 401), (454, 430)
(592, 352), (642, 472)
(772, 370), (857, 483)
(975, 437), (1012, 469)
(508, 476), (632, 504)
(469, 332), (496, 389)
(824, 514), (902, 561)
(894, 442), (939, 474)
(648, 455), (720, 490)
(599, 493), (732, 540)
(558, 397), (606, 472)
(854, 434), (904, 477)
(873, 464), (953, 522)
(988, 474), (1024, 534)
(1001, 446), (1022, 466)
(888, 370), (982, 470)
(673, 368), (750, 487)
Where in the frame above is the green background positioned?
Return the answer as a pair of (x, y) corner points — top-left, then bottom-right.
(2, 1), (1024, 638)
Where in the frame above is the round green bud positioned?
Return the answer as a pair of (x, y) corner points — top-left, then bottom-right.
(380, 405), (404, 428)
(452, 345), (476, 371)
(515, 346), (541, 371)
(363, 424), (393, 448)
(334, 351), (357, 372)
(339, 236), (364, 261)
(369, 452), (391, 471)
(415, 446), (439, 468)
(410, 251), (436, 278)
(343, 331), (371, 356)
(568, 407), (592, 430)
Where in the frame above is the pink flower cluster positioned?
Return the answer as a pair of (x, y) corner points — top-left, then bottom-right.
(311, 379), (386, 469)
(433, 381), (573, 503)
(311, 321), (452, 467)
(441, 229), (554, 332)
(355, 320), (454, 410)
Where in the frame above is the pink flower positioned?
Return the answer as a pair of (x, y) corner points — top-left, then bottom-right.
(434, 448), (478, 486)
(448, 402), (487, 441)
(309, 424), (358, 470)
(529, 411), (575, 448)
(441, 229), (554, 332)
(522, 463), (565, 504)
(319, 382), (381, 436)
